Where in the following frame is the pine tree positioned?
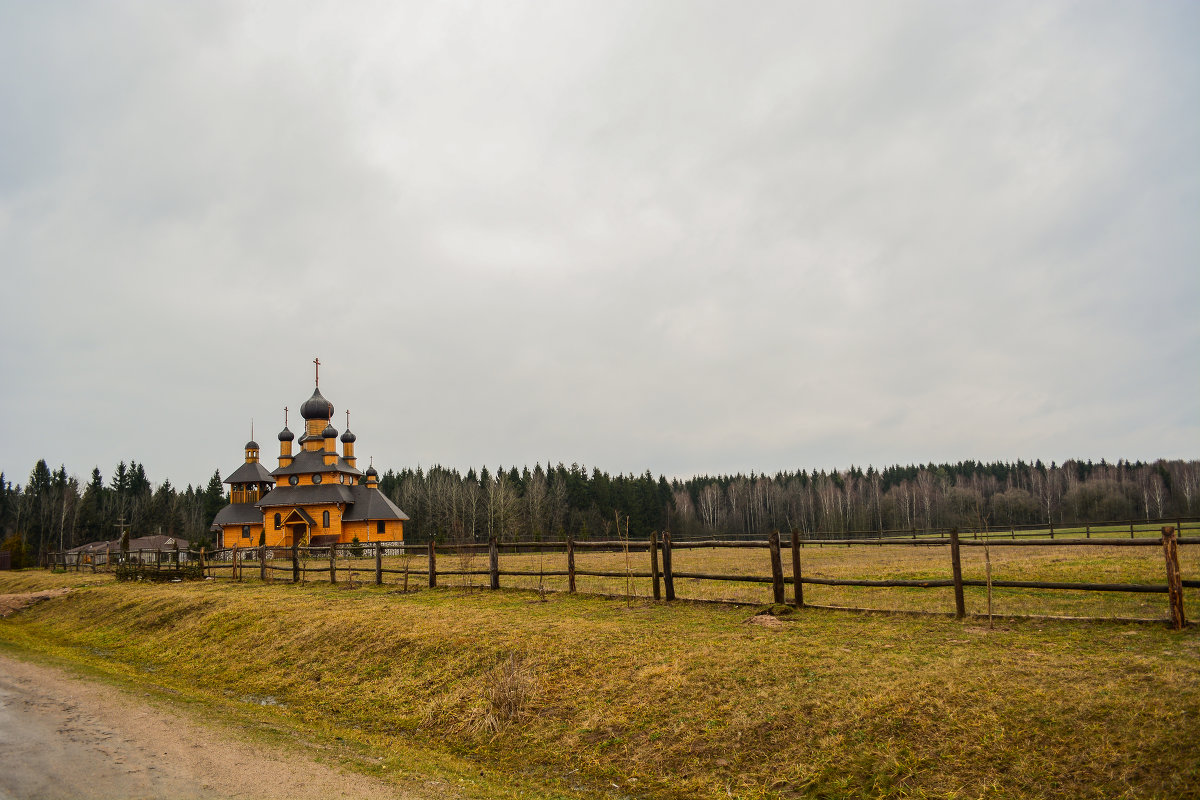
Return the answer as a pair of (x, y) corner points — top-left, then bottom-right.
(202, 470), (226, 526)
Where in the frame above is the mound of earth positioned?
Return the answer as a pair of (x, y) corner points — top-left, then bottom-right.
(0, 589), (71, 617)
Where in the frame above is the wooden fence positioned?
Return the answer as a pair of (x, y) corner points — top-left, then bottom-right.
(52, 524), (1196, 629)
(671, 516), (1200, 544)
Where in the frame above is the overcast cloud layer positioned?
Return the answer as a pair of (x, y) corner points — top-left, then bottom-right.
(1, 1), (1197, 489)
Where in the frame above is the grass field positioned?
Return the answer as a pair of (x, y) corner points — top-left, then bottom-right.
(2, 564), (1198, 799)
(263, 535), (1200, 621)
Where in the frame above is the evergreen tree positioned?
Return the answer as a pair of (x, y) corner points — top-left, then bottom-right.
(202, 470), (226, 526)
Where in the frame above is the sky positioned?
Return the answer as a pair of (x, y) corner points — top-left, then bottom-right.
(1, 1), (1197, 490)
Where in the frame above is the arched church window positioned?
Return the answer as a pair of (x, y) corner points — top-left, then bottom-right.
(274, 513), (281, 530)
(323, 510), (330, 528)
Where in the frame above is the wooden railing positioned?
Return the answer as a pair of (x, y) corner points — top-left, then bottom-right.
(50, 523), (1195, 628)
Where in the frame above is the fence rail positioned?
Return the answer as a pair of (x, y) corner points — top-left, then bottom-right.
(48, 522), (1194, 627)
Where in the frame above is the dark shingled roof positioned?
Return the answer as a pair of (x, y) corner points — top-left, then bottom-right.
(251, 483), (407, 522)
(269, 448), (363, 478)
(343, 485), (410, 521)
(256, 484), (356, 508)
(300, 387), (334, 420)
(224, 461), (276, 485)
(69, 535), (186, 552)
(211, 503), (264, 527)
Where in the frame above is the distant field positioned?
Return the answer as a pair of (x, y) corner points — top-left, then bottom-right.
(0, 569), (1196, 799)
(283, 535), (1200, 621)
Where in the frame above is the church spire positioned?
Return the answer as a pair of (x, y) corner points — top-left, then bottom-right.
(300, 363), (334, 451)
(277, 406), (294, 468)
(340, 409), (357, 467)
(244, 419), (260, 464)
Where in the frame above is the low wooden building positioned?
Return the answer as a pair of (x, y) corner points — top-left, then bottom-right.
(65, 535), (190, 565)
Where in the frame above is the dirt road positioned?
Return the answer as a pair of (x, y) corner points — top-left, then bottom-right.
(0, 653), (432, 800)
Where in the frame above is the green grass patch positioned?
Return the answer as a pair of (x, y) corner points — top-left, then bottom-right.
(1, 570), (1197, 799)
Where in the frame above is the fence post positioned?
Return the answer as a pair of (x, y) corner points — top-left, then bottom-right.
(291, 540), (299, 583)
(662, 531), (675, 601)
(649, 531), (661, 601)
(1086, 523), (1090, 539)
(791, 530), (804, 608)
(567, 537), (576, 593)
(428, 541), (437, 588)
(768, 530), (785, 604)
(1130, 520), (1135, 539)
(260, 546), (266, 582)
(200, 547), (206, 579)
(489, 537), (500, 590)
(949, 527), (965, 620)
(329, 545), (337, 585)
(1049, 521), (1054, 540)
(375, 544), (383, 586)
(1162, 526), (1186, 630)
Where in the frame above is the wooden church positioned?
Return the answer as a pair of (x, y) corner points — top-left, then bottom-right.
(211, 367), (408, 549)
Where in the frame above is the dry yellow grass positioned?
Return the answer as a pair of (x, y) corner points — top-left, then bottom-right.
(427, 540), (1197, 621)
(0, 567), (1196, 799)
(260, 534), (1200, 620)
(0, 569), (114, 592)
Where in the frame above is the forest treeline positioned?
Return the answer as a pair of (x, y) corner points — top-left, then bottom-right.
(0, 461), (225, 567)
(2, 457), (1197, 564)
(379, 458), (1198, 543)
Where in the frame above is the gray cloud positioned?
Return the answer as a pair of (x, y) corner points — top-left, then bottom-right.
(1, 1), (1196, 488)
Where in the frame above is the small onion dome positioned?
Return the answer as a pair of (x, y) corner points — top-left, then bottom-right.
(322, 424), (338, 439)
(277, 427), (294, 442)
(245, 440), (259, 450)
(340, 429), (356, 444)
(300, 387), (334, 420)
(365, 465), (379, 478)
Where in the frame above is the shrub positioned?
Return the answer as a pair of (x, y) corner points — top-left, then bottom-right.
(1, 534), (28, 569)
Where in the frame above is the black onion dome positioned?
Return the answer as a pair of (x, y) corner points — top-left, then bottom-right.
(245, 440), (259, 450)
(300, 387), (334, 420)
(322, 424), (338, 439)
(340, 429), (356, 443)
(277, 427), (294, 442)
(365, 465), (378, 478)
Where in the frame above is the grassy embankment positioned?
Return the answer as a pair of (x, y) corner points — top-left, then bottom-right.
(2, 564), (1198, 800)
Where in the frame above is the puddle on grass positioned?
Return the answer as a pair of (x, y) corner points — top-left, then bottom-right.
(240, 694), (286, 708)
